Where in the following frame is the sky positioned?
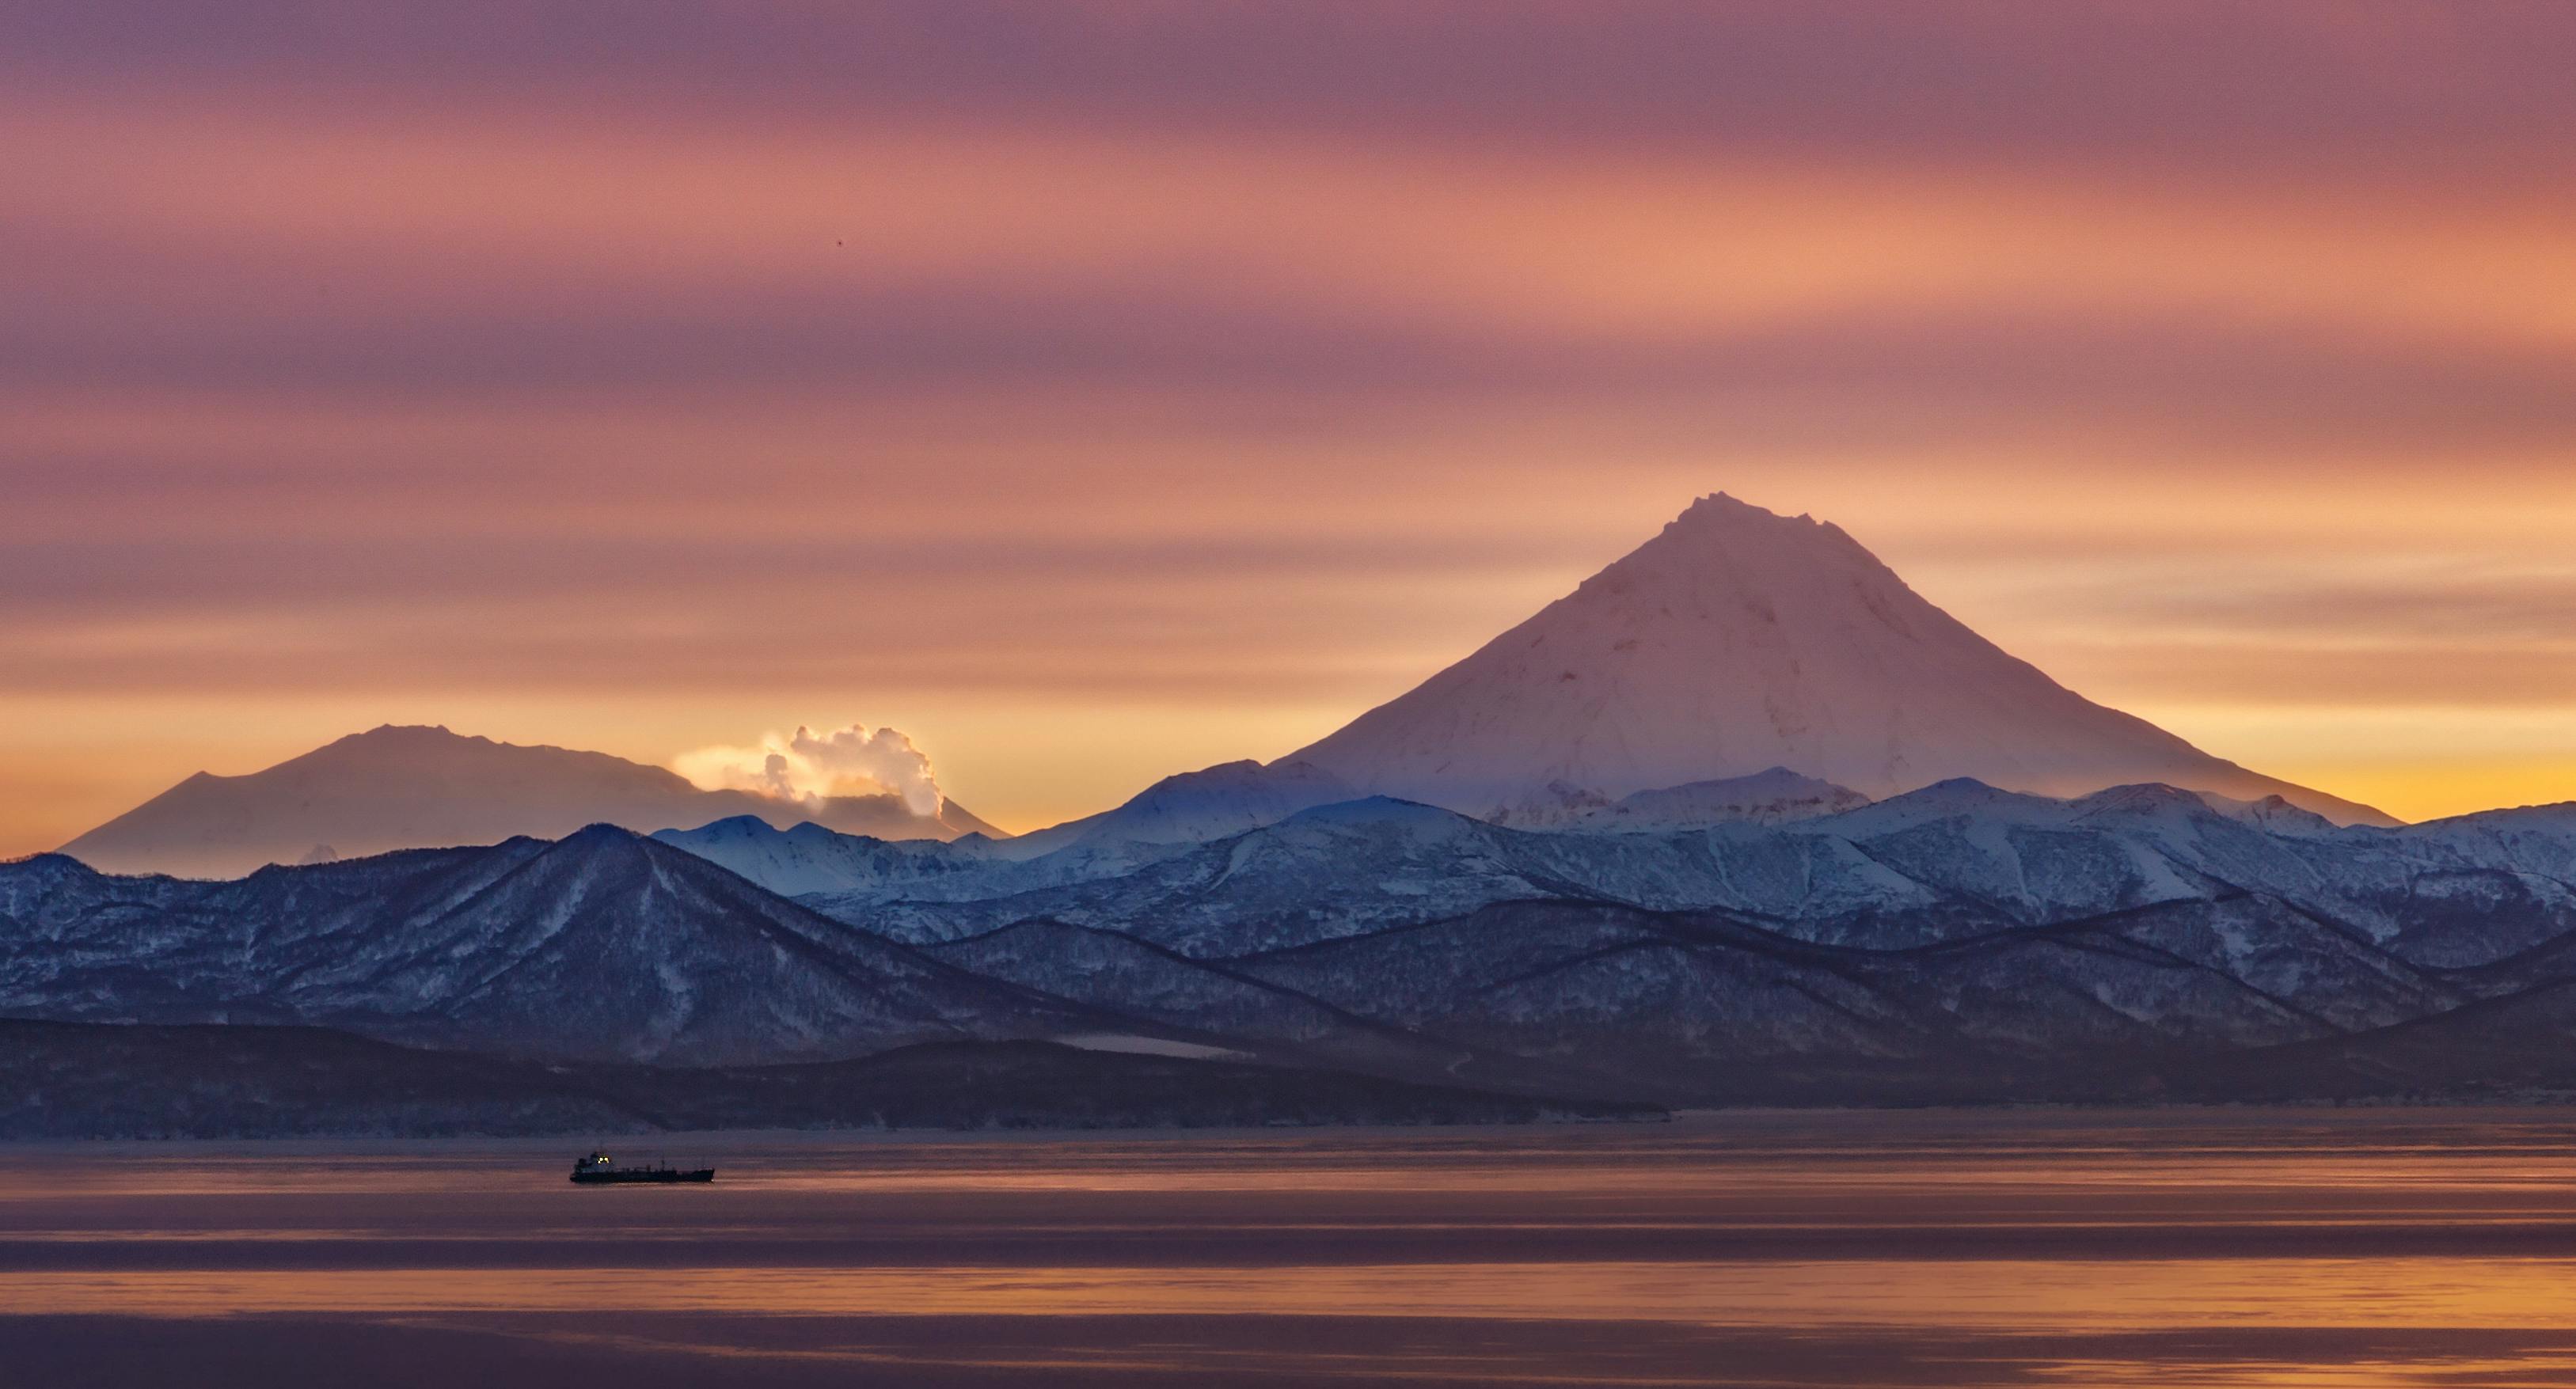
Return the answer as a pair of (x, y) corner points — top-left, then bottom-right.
(6, 1), (2576, 853)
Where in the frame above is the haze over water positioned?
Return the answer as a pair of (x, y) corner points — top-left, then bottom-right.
(9, 1111), (2576, 1386)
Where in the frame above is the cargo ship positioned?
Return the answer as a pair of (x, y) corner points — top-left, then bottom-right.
(569, 1150), (714, 1184)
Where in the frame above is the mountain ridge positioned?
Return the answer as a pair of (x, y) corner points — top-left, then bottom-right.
(15, 789), (2576, 1105)
(1287, 494), (2395, 827)
(59, 723), (1002, 879)
(7, 822), (1090, 1065)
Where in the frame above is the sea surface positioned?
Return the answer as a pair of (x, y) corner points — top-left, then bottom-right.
(9, 1109), (2576, 1386)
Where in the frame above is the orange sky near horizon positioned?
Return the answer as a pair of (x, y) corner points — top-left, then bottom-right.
(6, 2), (2576, 853)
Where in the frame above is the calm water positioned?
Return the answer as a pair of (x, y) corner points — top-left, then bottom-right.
(9, 1110), (2576, 1386)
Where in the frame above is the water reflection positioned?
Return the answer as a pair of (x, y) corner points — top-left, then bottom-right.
(6, 1110), (2576, 1385)
(9, 1255), (2576, 1327)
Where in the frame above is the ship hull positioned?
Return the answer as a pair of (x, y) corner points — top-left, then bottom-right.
(570, 1170), (714, 1185)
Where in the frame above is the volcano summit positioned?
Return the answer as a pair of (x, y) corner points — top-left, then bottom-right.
(1292, 495), (2392, 826)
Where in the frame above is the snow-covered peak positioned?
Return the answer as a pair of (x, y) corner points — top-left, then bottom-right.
(1656, 490), (1852, 550)
(652, 815), (975, 896)
(1104, 758), (1358, 843)
(2073, 782), (2231, 822)
(1823, 778), (2065, 833)
(676, 813), (786, 842)
(58, 725), (1001, 879)
(991, 757), (1360, 862)
(2408, 800), (2576, 833)
(1271, 796), (1479, 841)
(2396, 800), (2576, 869)
(552, 821), (655, 856)
(2067, 784), (2346, 840)
(1287, 495), (2396, 827)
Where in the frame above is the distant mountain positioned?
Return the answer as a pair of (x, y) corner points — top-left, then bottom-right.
(991, 759), (1360, 862)
(2, 825), (1085, 1065)
(792, 782), (2576, 969)
(1215, 898), (2449, 1105)
(655, 758), (1370, 902)
(658, 767), (1869, 900)
(1288, 494), (2396, 826)
(17, 790), (2576, 1106)
(843, 787), (2576, 1103)
(652, 815), (1010, 898)
(59, 724), (1002, 878)
(806, 796), (1655, 954)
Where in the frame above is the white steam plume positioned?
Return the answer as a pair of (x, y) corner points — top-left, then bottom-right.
(673, 723), (946, 818)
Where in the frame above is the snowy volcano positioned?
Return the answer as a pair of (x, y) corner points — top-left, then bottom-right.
(60, 725), (1002, 879)
(1288, 495), (2393, 826)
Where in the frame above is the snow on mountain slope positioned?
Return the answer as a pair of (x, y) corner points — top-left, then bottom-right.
(59, 724), (1003, 879)
(651, 816), (1179, 902)
(651, 816), (989, 897)
(659, 760), (1367, 899)
(787, 781), (2576, 973)
(1288, 494), (2395, 827)
(1567, 768), (1871, 832)
(17, 791), (2576, 1101)
(2398, 802), (2576, 880)
(1218, 898), (2464, 1104)
(986, 759), (1361, 861)
(820, 798), (1568, 954)
(0, 828), (1104, 1064)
